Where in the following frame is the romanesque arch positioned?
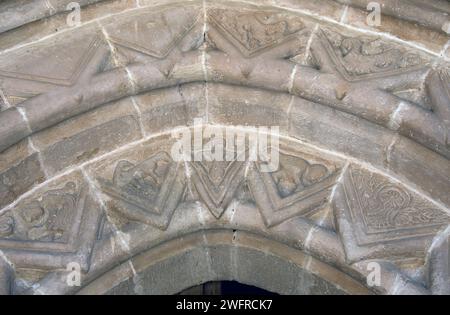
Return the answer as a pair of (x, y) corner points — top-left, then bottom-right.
(0, 0), (449, 295)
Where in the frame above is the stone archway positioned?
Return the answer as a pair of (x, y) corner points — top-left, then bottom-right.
(0, 0), (449, 295)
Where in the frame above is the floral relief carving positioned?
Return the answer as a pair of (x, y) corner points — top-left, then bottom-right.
(341, 167), (450, 245)
(0, 179), (102, 270)
(350, 170), (449, 232)
(0, 182), (78, 242)
(320, 29), (427, 81)
(97, 144), (341, 229)
(0, 1), (449, 295)
(209, 8), (306, 57)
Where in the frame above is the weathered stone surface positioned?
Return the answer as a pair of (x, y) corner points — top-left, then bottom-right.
(289, 96), (395, 168)
(429, 230), (450, 295)
(0, 171), (103, 271)
(133, 83), (206, 135)
(208, 84), (291, 131)
(342, 6), (449, 54)
(334, 166), (450, 263)
(0, 258), (13, 295)
(0, 0), (449, 295)
(388, 136), (450, 207)
(0, 0), (106, 34)
(274, 0), (345, 21)
(0, 108), (30, 153)
(0, 0), (136, 52)
(31, 98), (142, 176)
(0, 140), (46, 210)
(77, 230), (368, 295)
(335, 0), (450, 34)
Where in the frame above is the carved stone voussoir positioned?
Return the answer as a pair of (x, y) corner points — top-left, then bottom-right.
(102, 5), (202, 60)
(208, 7), (309, 58)
(334, 165), (450, 262)
(247, 146), (342, 227)
(0, 172), (102, 271)
(0, 0), (449, 295)
(319, 27), (431, 81)
(88, 136), (186, 231)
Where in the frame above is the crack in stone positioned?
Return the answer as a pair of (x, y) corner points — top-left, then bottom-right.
(427, 223), (450, 293)
(390, 274), (407, 295)
(228, 201), (238, 224)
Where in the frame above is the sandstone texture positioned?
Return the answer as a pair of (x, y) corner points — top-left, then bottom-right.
(0, 0), (449, 295)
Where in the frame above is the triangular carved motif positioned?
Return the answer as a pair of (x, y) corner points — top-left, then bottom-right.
(0, 35), (101, 86)
(99, 152), (186, 229)
(342, 166), (450, 245)
(105, 7), (202, 59)
(248, 153), (340, 227)
(208, 8), (306, 57)
(319, 28), (429, 81)
(0, 180), (101, 270)
(189, 160), (246, 218)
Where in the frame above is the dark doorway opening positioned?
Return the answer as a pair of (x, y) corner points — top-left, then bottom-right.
(178, 281), (278, 295)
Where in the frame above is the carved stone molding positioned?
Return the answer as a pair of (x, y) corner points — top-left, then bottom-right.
(0, 0), (448, 295)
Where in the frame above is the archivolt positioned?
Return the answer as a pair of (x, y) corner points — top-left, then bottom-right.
(0, 0), (449, 295)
